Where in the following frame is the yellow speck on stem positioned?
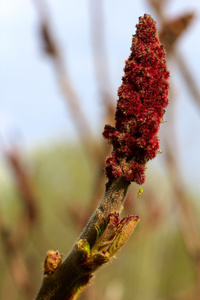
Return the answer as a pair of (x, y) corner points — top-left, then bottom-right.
(137, 188), (143, 198)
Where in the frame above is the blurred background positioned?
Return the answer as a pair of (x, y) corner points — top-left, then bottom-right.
(0, 0), (200, 299)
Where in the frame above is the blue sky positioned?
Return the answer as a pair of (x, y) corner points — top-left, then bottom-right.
(1, 0), (200, 188)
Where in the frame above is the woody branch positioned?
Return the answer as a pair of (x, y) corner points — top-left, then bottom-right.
(35, 14), (169, 300)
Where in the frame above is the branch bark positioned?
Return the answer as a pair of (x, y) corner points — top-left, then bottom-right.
(35, 177), (131, 300)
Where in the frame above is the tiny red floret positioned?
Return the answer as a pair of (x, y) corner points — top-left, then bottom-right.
(103, 14), (169, 184)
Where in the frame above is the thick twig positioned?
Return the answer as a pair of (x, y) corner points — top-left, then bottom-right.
(35, 177), (130, 300)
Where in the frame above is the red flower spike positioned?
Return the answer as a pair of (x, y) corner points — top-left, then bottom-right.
(103, 14), (169, 184)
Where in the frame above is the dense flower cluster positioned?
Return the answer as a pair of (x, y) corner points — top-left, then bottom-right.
(103, 14), (169, 184)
